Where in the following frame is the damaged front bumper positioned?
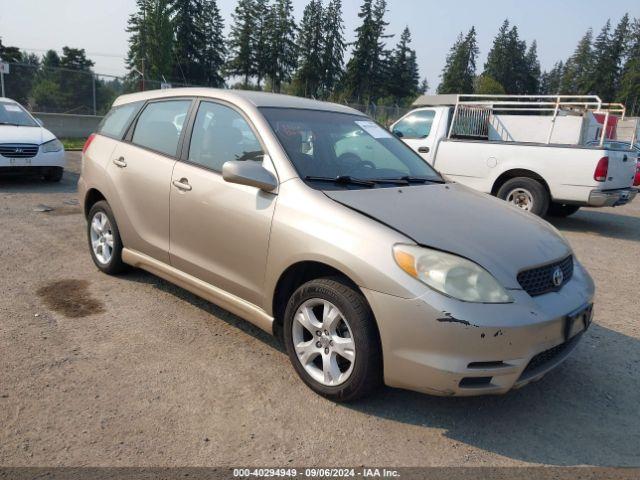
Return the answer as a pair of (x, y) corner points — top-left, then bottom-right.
(362, 260), (595, 396)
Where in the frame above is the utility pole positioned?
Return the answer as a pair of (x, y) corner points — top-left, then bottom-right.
(0, 56), (5, 97)
(92, 73), (97, 115)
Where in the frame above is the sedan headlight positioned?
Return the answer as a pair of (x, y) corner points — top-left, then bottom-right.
(393, 244), (513, 303)
(41, 139), (63, 153)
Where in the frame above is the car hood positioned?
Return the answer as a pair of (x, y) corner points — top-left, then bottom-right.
(324, 183), (571, 289)
(0, 126), (54, 144)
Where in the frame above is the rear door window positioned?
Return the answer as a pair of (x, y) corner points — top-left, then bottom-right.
(98, 102), (143, 139)
(131, 100), (192, 157)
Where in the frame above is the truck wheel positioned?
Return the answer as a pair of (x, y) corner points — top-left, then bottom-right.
(283, 277), (382, 402)
(87, 200), (127, 275)
(43, 167), (64, 182)
(497, 177), (549, 216)
(547, 203), (580, 217)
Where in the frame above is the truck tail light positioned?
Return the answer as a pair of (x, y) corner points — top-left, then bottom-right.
(634, 161), (640, 187)
(594, 156), (609, 182)
(83, 133), (96, 154)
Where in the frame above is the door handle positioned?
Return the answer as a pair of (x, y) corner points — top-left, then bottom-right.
(172, 178), (192, 191)
(418, 146), (430, 153)
(113, 157), (127, 168)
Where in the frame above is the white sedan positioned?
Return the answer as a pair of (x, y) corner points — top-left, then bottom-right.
(0, 97), (65, 181)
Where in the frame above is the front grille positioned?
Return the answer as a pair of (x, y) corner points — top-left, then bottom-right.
(517, 255), (573, 296)
(0, 144), (39, 159)
(520, 339), (574, 379)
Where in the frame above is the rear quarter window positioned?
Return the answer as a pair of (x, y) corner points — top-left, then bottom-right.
(98, 101), (144, 139)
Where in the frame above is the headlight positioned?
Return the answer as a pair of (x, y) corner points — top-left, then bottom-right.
(393, 244), (513, 303)
(41, 139), (63, 153)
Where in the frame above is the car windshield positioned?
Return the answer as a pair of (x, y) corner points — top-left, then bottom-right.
(0, 101), (39, 127)
(260, 107), (442, 188)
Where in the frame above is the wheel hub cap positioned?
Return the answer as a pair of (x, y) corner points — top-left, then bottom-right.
(90, 211), (114, 265)
(292, 299), (355, 387)
(506, 188), (534, 211)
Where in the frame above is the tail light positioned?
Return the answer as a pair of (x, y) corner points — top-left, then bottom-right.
(593, 156), (609, 182)
(634, 161), (640, 187)
(82, 133), (96, 154)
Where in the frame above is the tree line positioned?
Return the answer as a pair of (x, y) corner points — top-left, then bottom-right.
(125, 0), (426, 106)
(438, 15), (640, 113)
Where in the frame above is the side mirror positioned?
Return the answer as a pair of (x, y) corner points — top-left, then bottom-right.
(222, 160), (278, 192)
(35, 118), (44, 127)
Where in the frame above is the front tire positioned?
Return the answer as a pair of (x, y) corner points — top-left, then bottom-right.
(87, 200), (127, 274)
(497, 177), (550, 216)
(547, 202), (580, 217)
(283, 277), (382, 402)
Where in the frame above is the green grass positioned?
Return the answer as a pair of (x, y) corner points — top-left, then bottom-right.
(61, 138), (87, 150)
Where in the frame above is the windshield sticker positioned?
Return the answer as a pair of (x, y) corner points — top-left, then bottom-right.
(355, 120), (393, 139)
(4, 105), (22, 112)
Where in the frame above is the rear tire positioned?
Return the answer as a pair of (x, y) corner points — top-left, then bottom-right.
(497, 177), (550, 217)
(87, 200), (127, 275)
(547, 203), (580, 217)
(43, 167), (63, 182)
(283, 277), (382, 402)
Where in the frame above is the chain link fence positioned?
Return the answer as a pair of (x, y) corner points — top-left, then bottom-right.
(1, 61), (412, 138)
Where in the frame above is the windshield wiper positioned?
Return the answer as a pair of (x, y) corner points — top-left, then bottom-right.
(365, 176), (446, 185)
(305, 175), (375, 187)
(0, 122), (21, 126)
(235, 150), (264, 161)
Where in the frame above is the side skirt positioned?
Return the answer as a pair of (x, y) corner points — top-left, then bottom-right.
(122, 248), (274, 335)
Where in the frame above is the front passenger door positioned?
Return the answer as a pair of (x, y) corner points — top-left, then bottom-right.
(169, 100), (277, 307)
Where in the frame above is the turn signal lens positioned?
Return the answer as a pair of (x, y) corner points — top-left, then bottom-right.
(83, 133), (96, 154)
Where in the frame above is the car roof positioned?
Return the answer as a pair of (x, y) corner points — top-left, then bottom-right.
(112, 88), (363, 115)
(0, 97), (18, 103)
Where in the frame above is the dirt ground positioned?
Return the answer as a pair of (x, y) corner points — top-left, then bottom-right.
(1, 152), (639, 467)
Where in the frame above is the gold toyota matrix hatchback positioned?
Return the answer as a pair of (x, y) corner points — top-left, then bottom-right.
(79, 89), (595, 401)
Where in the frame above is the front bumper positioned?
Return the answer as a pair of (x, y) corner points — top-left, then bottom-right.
(588, 187), (638, 207)
(362, 261), (595, 396)
(0, 149), (65, 170)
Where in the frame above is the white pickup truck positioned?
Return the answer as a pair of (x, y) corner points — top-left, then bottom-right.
(391, 94), (639, 216)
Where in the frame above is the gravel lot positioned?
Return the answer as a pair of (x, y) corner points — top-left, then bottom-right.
(1, 152), (639, 467)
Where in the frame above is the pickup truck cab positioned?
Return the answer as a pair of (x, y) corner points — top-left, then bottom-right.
(391, 94), (638, 216)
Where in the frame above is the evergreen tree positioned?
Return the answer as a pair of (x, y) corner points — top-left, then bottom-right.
(560, 29), (593, 94)
(618, 18), (640, 112)
(320, 0), (345, 99)
(254, 0), (271, 88)
(265, 0), (297, 93)
(418, 78), (429, 94)
(540, 61), (564, 95)
(437, 27), (478, 94)
(226, 0), (257, 87)
(589, 16), (629, 101)
(293, 0), (324, 97)
(342, 0), (391, 102)
(524, 40), (541, 93)
(386, 27), (420, 103)
(201, 0), (226, 87)
(483, 19), (529, 93)
(0, 37), (21, 63)
(171, 0), (208, 85)
(126, 0), (174, 84)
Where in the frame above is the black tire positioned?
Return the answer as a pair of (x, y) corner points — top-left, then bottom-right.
(283, 277), (382, 402)
(496, 177), (550, 217)
(547, 202), (580, 217)
(87, 200), (127, 275)
(43, 167), (63, 182)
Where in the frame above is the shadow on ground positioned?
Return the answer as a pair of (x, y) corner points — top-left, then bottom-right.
(122, 268), (640, 466)
(0, 170), (79, 194)
(549, 208), (640, 242)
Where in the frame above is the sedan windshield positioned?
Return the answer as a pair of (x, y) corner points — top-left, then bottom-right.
(0, 101), (39, 127)
(260, 108), (442, 188)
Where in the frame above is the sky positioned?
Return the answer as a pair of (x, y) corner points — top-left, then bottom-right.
(0, 0), (638, 91)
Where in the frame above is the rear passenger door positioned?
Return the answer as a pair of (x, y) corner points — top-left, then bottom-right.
(169, 99), (277, 307)
(107, 98), (193, 264)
